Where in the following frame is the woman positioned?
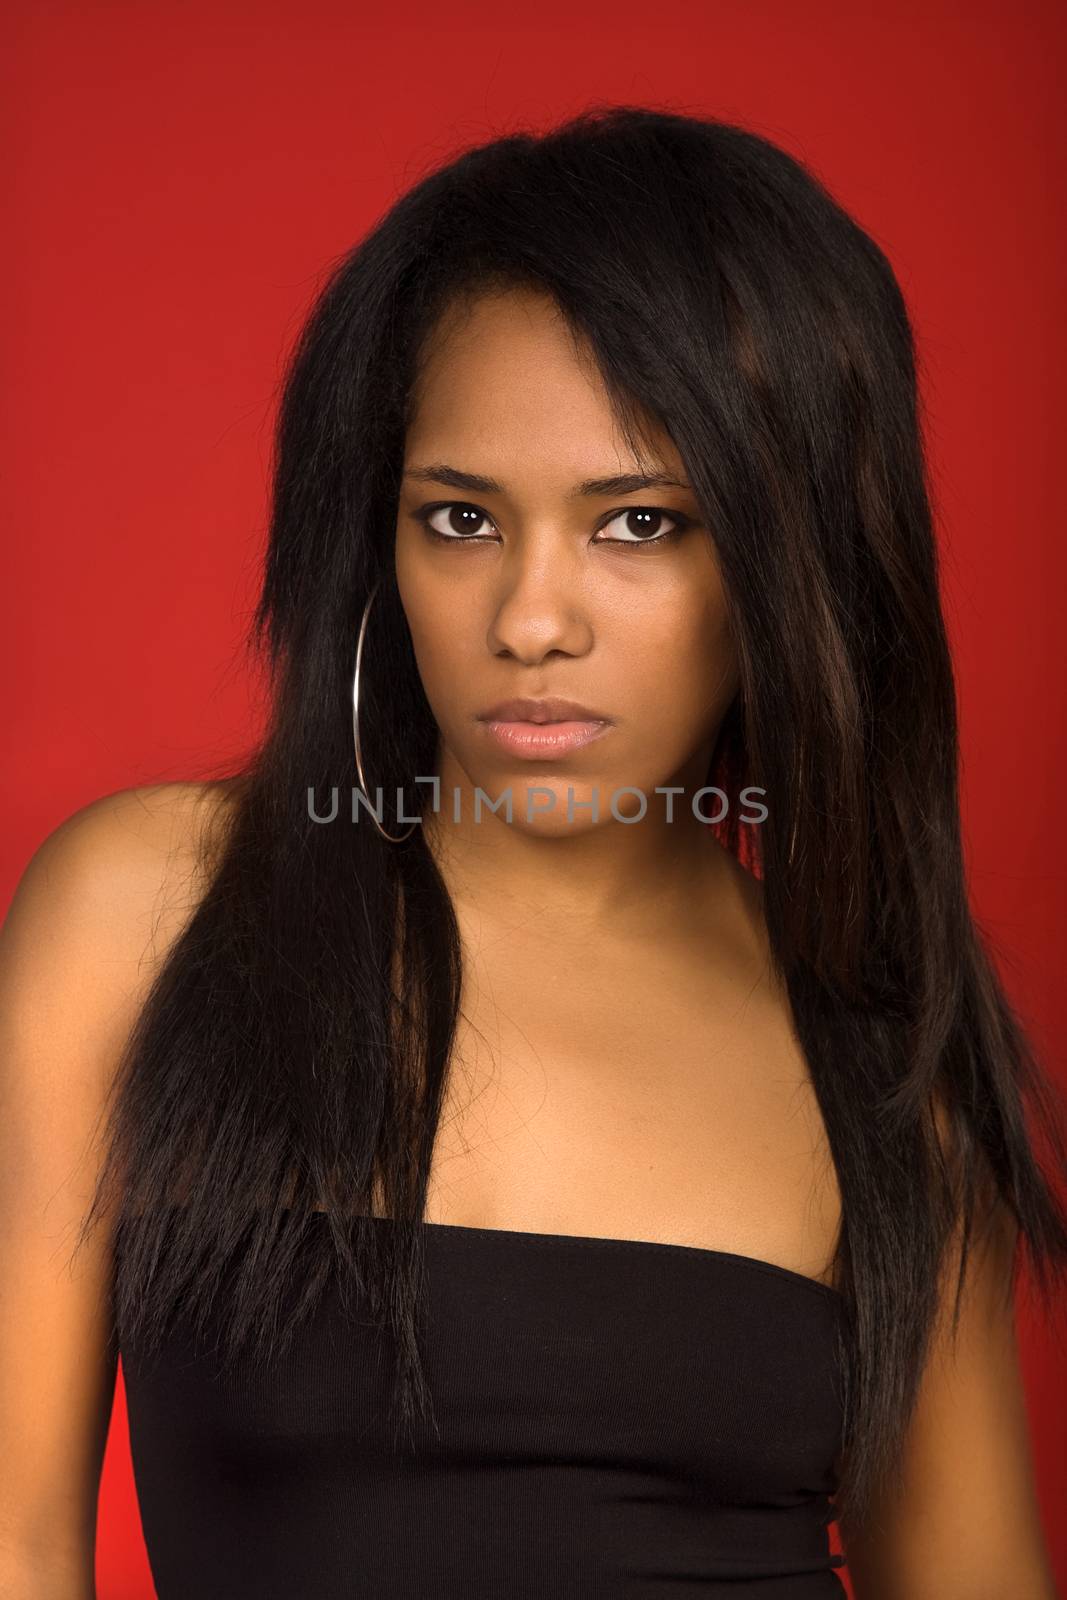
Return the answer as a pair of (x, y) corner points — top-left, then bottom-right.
(1, 104), (1064, 1598)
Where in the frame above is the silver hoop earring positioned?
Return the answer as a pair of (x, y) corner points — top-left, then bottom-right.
(352, 579), (417, 844)
(786, 751), (802, 868)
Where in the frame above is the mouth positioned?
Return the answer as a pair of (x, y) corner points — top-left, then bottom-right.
(475, 698), (614, 761)
(476, 697), (612, 724)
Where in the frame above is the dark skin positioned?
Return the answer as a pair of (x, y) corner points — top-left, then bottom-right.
(392, 284), (1057, 1596)
(0, 286), (1054, 1594)
(392, 284), (837, 1281)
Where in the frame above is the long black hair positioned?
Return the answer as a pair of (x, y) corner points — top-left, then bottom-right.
(78, 103), (1067, 1533)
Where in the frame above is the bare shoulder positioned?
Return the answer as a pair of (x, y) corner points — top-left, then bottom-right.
(0, 777), (244, 1199)
(0, 780), (243, 1580)
(21, 776), (241, 893)
(9, 778), (242, 969)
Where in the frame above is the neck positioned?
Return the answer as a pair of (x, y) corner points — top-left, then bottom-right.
(421, 743), (741, 944)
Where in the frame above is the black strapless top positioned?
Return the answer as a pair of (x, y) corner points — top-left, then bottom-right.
(120, 1216), (848, 1598)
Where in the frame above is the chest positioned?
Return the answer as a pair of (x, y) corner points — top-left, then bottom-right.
(421, 915), (843, 1288)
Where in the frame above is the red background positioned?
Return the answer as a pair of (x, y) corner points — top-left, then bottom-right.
(2, 1), (1064, 1593)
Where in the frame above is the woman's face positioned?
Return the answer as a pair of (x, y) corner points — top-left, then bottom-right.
(394, 285), (739, 837)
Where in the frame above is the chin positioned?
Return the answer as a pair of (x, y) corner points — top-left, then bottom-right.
(464, 774), (618, 833)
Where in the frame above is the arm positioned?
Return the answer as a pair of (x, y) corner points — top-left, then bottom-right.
(0, 784), (226, 1597)
(840, 1180), (1058, 1598)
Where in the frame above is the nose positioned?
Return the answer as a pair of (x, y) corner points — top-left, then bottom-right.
(486, 536), (594, 666)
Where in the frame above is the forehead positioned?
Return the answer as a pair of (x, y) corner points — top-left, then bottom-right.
(406, 285), (683, 480)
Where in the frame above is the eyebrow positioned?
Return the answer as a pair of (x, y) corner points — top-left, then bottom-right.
(403, 464), (692, 497)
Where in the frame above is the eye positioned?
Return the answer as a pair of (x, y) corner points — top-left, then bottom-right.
(411, 500), (692, 547)
(592, 506), (690, 547)
(414, 502), (497, 541)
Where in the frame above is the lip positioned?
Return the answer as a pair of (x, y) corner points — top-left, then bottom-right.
(478, 719), (612, 759)
(475, 697), (614, 761)
(477, 697), (612, 724)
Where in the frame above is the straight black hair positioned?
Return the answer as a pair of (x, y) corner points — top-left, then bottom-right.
(78, 103), (1067, 1533)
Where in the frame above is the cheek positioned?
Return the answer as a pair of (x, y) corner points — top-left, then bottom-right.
(395, 550), (451, 675)
(398, 591), (478, 723)
(627, 595), (735, 728)
(406, 616), (458, 701)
